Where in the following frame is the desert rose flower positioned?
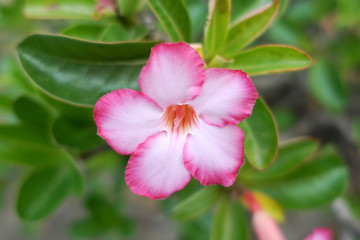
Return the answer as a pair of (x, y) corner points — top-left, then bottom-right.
(243, 191), (287, 240)
(305, 228), (332, 240)
(94, 42), (258, 199)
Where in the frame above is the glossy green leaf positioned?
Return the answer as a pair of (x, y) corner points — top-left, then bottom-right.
(53, 115), (102, 150)
(64, 23), (148, 43)
(211, 196), (248, 240)
(239, 98), (278, 170)
(308, 61), (347, 112)
(13, 95), (55, 129)
(118, 0), (145, 17)
(220, 0), (279, 59)
(204, 0), (231, 59)
(172, 186), (222, 220)
(240, 138), (319, 181)
(101, 24), (148, 41)
(17, 166), (73, 220)
(147, 0), (191, 42)
(250, 152), (348, 209)
(228, 45), (313, 76)
(63, 24), (106, 41)
(17, 34), (160, 106)
(25, 0), (96, 19)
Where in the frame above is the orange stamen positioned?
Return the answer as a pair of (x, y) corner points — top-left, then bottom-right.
(163, 104), (197, 134)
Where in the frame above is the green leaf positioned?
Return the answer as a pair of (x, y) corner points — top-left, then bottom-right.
(239, 98), (278, 170)
(147, 0), (191, 42)
(81, 193), (135, 235)
(240, 138), (319, 181)
(17, 166), (73, 220)
(69, 218), (106, 238)
(172, 186), (222, 220)
(101, 24), (148, 41)
(273, 108), (296, 131)
(63, 24), (106, 41)
(85, 150), (123, 171)
(0, 124), (63, 166)
(17, 34), (160, 106)
(185, 0), (208, 41)
(204, 0), (231, 59)
(117, 0), (145, 17)
(25, 0), (96, 19)
(13, 95), (55, 129)
(228, 45), (313, 76)
(278, 0), (288, 14)
(308, 60), (347, 112)
(231, 0), (271, 23)
(177, 213), (212, 240)
(220, 0), (279, 59)
(249, 152), (348, 209)
(53, 115), (102, 150)
(337, 0), (360, 27)
(211, 196), (248, 240)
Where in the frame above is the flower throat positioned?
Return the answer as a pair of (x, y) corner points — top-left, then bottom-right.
(163, 104), (197, 134)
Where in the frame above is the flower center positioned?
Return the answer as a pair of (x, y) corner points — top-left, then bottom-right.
(163, 104), (197, 134)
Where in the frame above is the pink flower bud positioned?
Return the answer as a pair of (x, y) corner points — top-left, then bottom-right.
(253, 210), (287, 240)
(305, 227), (332, 240)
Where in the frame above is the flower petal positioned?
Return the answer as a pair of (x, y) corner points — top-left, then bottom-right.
(125, 132), (191, 199)
(94, 89), (163, 155)
(183, 120), (244, 186)
(139, 42), (205, 108)
(189, 68), (258, 127)
(305, 228), (332, 240)
(253, 211), (286, 240)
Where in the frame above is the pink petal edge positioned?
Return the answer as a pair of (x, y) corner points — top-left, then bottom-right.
(125, 132), (192, 200)
(189, 68), (258, 127)
(138, 42), (205, 108)
(183, 121), (245, 187)
(94, 89), (164, 155)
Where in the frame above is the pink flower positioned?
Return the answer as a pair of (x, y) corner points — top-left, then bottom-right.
(243, 191), (286, 240)
(94, 42), (258, 199)
(305, 228), (332, 240)
(253, 211), (287, 240)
